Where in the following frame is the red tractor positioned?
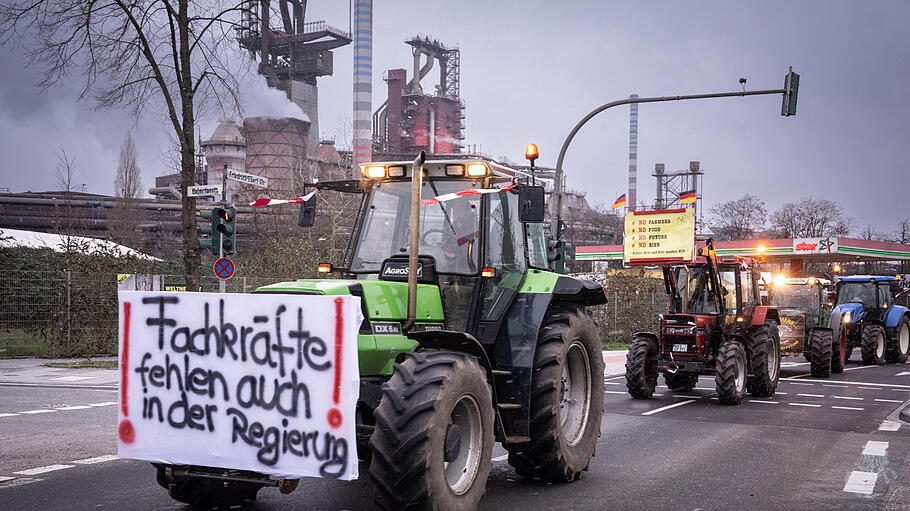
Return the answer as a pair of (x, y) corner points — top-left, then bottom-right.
(625, 238), (782, 405)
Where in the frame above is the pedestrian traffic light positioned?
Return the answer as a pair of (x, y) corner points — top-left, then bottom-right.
(782, 67), (799, 117)
(198, 208), (222, 256)
(217, 206), (236, 255)
(547, 238), (562, 263)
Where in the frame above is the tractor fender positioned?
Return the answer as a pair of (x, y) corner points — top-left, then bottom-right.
(632, 331), (660, 346)
(750, 306), (780, 326)
(884, 305), (910, 328)
(553, 276), (608, 306)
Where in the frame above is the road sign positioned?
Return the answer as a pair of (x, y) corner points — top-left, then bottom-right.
(188, 184), (223, 197)
(226, 168), (268, 188)
(213, 257), (234, 280)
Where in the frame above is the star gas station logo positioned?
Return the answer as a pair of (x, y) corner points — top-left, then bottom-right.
(793, 237), (837, 254)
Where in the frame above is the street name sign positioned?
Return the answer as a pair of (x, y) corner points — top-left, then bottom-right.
(226, 168), (268, 188)
(187, 184), (222, 197)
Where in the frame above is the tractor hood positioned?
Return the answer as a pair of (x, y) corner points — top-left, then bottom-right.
(833, 302), (865, 324)
(255, 278), (444, 322)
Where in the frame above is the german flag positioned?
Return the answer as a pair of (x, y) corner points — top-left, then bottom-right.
(680, 189), (696, 204)
(611, 193), (626, 209)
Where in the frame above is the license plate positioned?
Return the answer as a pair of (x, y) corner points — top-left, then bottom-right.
(673, 344), (689, 352)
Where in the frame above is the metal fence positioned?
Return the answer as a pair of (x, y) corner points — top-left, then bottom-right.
(0, 270), (662, 357)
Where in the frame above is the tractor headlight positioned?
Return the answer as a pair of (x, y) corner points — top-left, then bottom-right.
(842, 310), (853, 323)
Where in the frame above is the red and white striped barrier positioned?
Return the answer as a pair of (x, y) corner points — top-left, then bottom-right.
(248, 190), (316, 207)
(421, 184), (516, 206)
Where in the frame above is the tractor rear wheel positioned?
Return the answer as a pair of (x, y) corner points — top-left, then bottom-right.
(716, 339), (747, 405)
(369, 350), (494, 511)
(809, 329), (833, 377)
(506, 307), (604, 483)
(664, 371), (699, 391)
(626, 335), (658, 399)
(861, 324), (886, 365)
(885, 316), (910, 364)
(746, 323), (781, 397)
(831, 329), (847, 373)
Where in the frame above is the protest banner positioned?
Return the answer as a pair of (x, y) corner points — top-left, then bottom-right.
(623, 208), (696, 265)
(117, 291), (362, 481)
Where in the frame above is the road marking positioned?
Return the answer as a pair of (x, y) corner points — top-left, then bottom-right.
(788, 382), (815, 386)
(797, 393), (825, 398)
(642, 399), (696, 416)
(783, 378), (910, 389)
(19, 409), (55, 415)
(832, 406), (864, 411)
(879, 420), (902, 431)
(0, 413), (19, 418)
(863, 441), (889, 456)
(89, 402), (118, 407)
(13, 464), (74, 476)
(893, 389), (910, 392)
(53, 376), (95, 382)
(671, 394), (703, 399)
(823, 384), (849, 388)
(71, 454), (119, 465)
(605, 390), (627, 395)
(833, 396), (864, 401)
(843, 365), (880, 372)
(604, 382), (621, 385)
(789, 403), (821, 408)
(56, 405), (91, 411)
(858, 387), (882, 391)
(653, 393), (664, 397)
(896, 371), (910, 376)
(874, 398), (904, 404)
(750, 400), (779, 404)
(775, 392), (788, 395)
(491, 454), (509, 462)
(0, 476), (15, 482)
(844, 471), (877, 494)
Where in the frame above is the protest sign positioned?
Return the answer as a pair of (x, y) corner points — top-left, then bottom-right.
(623, 208), (696, 265)
(117, 291), (362, 481)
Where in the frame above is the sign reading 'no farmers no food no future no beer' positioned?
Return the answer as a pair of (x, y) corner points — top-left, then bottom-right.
(623, 208), (696, 265)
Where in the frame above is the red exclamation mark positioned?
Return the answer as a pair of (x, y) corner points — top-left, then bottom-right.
(326, 297), (344, 429)
(118, 301), (135, 444)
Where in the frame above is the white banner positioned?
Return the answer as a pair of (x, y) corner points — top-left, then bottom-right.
(226, 168), (268, 188)
(187, 184), (223, 197)
(117, 291), (362, 480)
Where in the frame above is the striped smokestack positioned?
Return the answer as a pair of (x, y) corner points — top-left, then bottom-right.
(627, 94), (639, 211)
(352, 0), (373, 172)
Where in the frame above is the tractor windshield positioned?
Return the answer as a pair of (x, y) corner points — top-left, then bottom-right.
(668, 266), (718, 314)
(836, 282), (876, 308)
(350, 179), (481, 274)
(773, 284), (818, 311)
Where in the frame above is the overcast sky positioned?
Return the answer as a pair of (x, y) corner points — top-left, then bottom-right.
(1, 1), (907, 235)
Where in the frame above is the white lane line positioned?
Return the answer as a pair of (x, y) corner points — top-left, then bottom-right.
(823, 384), (849, 388)
(863, 441), (889, 456)
(605, 390), (627, 395)
(694, 387), (715, 391)
(833, 396), (864, 401)
(893, 389), (910, 392)
(56, 405), (91, 411)
(843, 365), (881, 372)
(0, 476), (15, 482)
(859, 387), (883, 391)
(895, 371), (910, 376)
(789, 403), (821, 408)
(604, 382), (621, 385)
(750, 400), (779, 404)
(642, 399), (696, 416)
(775, 392), (788, 395)
(71, 454), (119, 465)
(653, 394), (664, 397)
(0, 413), (19, 418)
(782, 378), (910, 389)
(671, 394), (703, 399)
(787, 382), (815, 386)
(491, 454), (509, 462)
(797, 393), (825, 398)
(13, 464), (74, 476)
(844, 471), (878, 494)
(832, 406), (864, 411)
(89, 402), (118, 407)
(53, 376), (94, 382)
(19, 409), (55, 415)
(879, 420), (902, 431)
(874, 398), (904, 404)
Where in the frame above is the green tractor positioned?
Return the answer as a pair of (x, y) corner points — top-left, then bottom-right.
(155, 154), (607, 510)
(769, 277), (840, 376)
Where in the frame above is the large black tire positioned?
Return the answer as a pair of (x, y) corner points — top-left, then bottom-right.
(664, 371), (699, 391)
(885, 316), (910, 364)
(154, 464), (261, 509)
(861, 324), (886, 365)
(506, 307), (604, 483)
(808, 329), (833, 377)
(369, 350), (494, 511)
(746, 323), (781, 397)
(715, 339), (747, 405)
(831, 329), (847, 373)
(625, 335), (658, 399)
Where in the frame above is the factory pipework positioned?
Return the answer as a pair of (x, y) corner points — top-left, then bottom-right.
(352, 0), (373, 170)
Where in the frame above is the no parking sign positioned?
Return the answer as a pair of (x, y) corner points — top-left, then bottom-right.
(214, 257), (234, 280)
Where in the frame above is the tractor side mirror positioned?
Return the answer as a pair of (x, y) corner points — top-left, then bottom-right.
(518, 185), (545, 223)
(298, 196), (316, 227)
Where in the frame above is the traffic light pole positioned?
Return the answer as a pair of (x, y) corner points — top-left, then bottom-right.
(552, 85), (791, 239)
(220, 168), (227, 294)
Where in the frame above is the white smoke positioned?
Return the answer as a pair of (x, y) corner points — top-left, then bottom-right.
(240, 68), (309, 122)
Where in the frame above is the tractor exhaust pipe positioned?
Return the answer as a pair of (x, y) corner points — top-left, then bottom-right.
(403, 151), (426, 333)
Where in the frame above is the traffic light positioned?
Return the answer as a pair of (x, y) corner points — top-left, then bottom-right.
(782, 68), (799, 116)
(217, 206), (236, 255)
(557, 241), (574, 275)
(198, 208), (223, 256)
(546, 238), (562, 263)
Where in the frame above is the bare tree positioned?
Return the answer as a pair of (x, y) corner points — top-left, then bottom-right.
(1, 0), (250, 289)
(114, 133), (143, 199)
(708, 194), (767, 241)
(54, 148), (77, 254)
(769, 197), (854, 238)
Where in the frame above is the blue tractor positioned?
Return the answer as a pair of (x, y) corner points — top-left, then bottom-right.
(831, 276), (910, 365)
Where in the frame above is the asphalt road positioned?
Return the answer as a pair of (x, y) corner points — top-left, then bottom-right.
(4, 356), (910, 510)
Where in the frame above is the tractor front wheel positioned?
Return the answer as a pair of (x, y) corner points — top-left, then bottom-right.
(861, 324), (886, 365)
(506, 307), (604, 483)
(369, 350), (494, 511)
(885, 316), (910, 364)
(809, 329), (833, 377)
(626, 335), (659, 399)
(746, 323), (781, 397)
(716, 339), (747, 405)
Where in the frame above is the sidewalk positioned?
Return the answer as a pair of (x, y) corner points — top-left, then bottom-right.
(603, 350), (627, 377)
